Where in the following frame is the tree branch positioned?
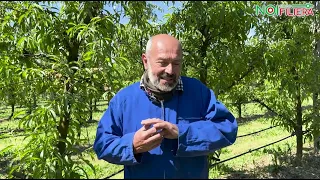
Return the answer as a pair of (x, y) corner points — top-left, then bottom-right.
(218, 65), (255, 96)
(251, 96), (296, 128)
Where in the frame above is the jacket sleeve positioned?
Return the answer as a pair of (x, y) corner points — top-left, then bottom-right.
(93, 96), (141, 165)
(175, 85), (238, 157)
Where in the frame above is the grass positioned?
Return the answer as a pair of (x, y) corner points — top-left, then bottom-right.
(0, 100), (319, 179)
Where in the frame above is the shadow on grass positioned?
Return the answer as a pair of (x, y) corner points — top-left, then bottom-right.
(0, 106), (26, 111)
(96, 103), (108, 107)
(0, 107), (10, 111)
(237, 105), (313, 126)
(87, 119), (98, 124)
(302, 105), (312, 111)
(237, 111), (276, 125)
(0, 128), (25, 135)
(0, 117), (23, 123)
(218, 147), (320, 179)
(0, 151), (24, 178)
(81, 119), (98, 128)
(212, 163), (257, 179)
(71, 144), (93, 156)
(0, 157), (11, 178)
(249, 152), (320, 179)
(302, 147), (314, 151)
(94, 109), (105, 113)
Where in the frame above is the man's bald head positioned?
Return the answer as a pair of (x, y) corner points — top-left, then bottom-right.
(142, 34), (183, 92)
(145, 34), (182, 58)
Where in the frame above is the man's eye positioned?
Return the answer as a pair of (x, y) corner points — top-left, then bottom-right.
(159, 62), (168, 66)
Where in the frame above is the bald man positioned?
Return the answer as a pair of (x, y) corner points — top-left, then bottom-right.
(93, 34), (238, 179)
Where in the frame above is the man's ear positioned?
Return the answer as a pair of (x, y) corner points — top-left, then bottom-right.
(141, 54), (148, 70)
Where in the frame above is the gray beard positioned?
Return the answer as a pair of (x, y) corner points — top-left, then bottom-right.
(142, 70), (177, 102)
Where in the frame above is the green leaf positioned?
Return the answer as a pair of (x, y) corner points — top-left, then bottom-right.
(17, 37), (26, 48)
(74, 165), (89, 179)
(70, 66), (79, 70)
(68, 22), (77, 27)
(40, 150), (44, 158)
(8, 165), (20, 177)
(66, 27), (75, 35)
(87, 87), (98, 92)
(79, 157), (96, 175)
(18, 14), (26, 25)
(21, 70), (28, 79)
(13, 110), (26, 119)
(32, 3), (44, 11)
(0, 145), (14, 155)
(50, 109), (57, 120)
(90, 16), (101, 23)
(83, 51), (94, 61)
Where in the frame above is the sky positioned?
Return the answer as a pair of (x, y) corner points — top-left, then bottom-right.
(103, 1), (183, 24)
(49, 1), (255, 38)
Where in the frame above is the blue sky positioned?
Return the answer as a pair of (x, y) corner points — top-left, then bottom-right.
(49, 1), (255, 37)
(103, 1), (183, 24)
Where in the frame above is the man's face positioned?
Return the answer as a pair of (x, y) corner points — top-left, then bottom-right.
(143, 42), (182, 92)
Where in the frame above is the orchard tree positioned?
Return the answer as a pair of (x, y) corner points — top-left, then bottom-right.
(252, 1), (319, 163)
(310, 0), (320, 153)
(162, 1), (265, 165)
(0, 1), (158, 178)
(162, 1), (265, 121)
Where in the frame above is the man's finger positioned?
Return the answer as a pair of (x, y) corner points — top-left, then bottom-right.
(145, 132), (163, 144)
(144, 127), (157, 137)
(153, 122), (168, 130)
(141, 118), (163, 126)
(139, 118), (155, 130)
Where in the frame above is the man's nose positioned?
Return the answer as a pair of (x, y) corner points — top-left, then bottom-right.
(165, 63), (173, 75)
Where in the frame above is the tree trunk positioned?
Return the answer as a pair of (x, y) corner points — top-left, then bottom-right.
(32, 92), (37, 109)
(9, 103), (15, 119)
(198, 25), (211, 86)
(56, 95), (71, 178)
(57, 113), (70, 155)
(57, 81), (72, 156)
(313, 93), (320, 153)
(56, 1), (102, 159)
(89, 98), (93, 122)
(56, 35), (79, 159)
(237, 102), (242, 119)
(199, 65), (207, 86)
(27, 96), (33, 115)
(94, 98), (98, 111)
(295, 87), (303, 163)
(292, 65), (303, 164)
(8, 86), (15, 119)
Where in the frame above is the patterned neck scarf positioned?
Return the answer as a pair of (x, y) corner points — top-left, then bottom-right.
(141, 70), (178, 102)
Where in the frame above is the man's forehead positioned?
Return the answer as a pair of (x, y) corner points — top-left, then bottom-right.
(155, 53), (182, 61)
(156, 47), (181, 53)
(156, 56), (181, 61)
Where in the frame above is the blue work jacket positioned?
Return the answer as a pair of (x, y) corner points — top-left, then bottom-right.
(93, 76), (238, 179)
